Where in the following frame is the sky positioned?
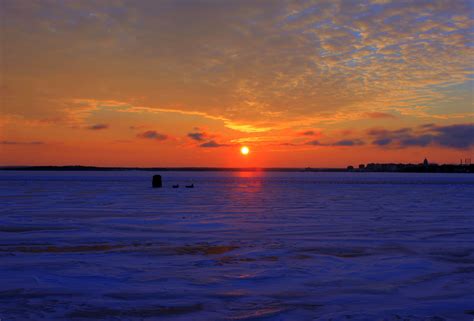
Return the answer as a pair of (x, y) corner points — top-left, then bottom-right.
(1, 0), (473, 167)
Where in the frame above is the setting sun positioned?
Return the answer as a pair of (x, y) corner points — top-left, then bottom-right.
(240, 146), (250, 156)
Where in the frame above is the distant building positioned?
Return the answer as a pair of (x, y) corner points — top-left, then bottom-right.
(348, 159), (472, 173)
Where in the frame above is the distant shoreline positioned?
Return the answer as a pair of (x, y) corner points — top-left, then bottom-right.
(0, 166), (345, 172)
(0, 164), (472, 173)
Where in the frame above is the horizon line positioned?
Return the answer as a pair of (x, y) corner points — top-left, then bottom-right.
(0, 165), (345, 171)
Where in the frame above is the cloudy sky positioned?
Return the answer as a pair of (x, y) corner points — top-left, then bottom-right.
(1, 0), (473, 167)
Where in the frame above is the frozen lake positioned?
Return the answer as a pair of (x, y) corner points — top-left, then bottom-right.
(0, 171), (473, 320)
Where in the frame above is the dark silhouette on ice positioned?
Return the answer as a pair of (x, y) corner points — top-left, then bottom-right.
(185, 184), (194, 188)
(152, 175), (162, 188)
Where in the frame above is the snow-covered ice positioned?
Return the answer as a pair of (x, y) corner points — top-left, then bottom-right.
(0, 171), (473, 320)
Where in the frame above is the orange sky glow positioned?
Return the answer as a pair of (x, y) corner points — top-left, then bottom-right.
(1, 1), (473, 167)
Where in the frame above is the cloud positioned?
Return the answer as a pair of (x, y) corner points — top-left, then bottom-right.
(433, 124), (474, 149)
(303, 123), (474, 150)
(299, 130), (318, 136)
(369, 123), (474, 149)
(187, 132), (206, 141)
(129, 125), (146, 130)
(0, 141), (44, 145)
(305, 140), (324, 146)
(137, 130), (168, 141)
(365, 112), (396, 119)
(87, 123), (109, 130)
(332, 139), (364, 146)
(399, 135), (433, 147)
(2, 0), (472, 132)
(231, 135), (290, 144)
(305, 139), (364, 146)
(199, 140), (228, 148)
(372, 138), (392, 146)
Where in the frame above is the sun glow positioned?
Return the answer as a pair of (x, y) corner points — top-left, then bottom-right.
(240, 146), (250, 155)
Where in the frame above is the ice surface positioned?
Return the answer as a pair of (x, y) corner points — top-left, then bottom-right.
(0, 171), (473, 320)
